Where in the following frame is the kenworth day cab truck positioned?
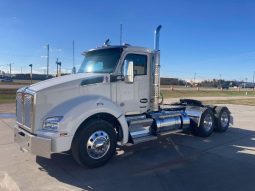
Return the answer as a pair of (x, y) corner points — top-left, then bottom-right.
(14, 26), (232, 167)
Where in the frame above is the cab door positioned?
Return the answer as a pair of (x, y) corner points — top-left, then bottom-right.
(116, 53), (150, 115)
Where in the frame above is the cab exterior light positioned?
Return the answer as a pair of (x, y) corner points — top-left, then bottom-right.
(42, 116), (63, 132)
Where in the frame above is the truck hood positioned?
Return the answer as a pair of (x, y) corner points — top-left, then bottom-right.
(28, 73), (108, 92)
(17, 73), (113, 134)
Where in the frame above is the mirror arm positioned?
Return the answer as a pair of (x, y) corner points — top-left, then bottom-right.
(110, 74), (123, 82)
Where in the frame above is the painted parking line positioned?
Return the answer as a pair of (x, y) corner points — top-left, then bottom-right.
(0, 171), (21, 191)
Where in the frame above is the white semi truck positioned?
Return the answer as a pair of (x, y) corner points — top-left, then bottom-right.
(14, 26), (232, 167)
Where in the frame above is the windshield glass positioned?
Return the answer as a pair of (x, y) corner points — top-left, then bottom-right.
(78, 48), (123, 73)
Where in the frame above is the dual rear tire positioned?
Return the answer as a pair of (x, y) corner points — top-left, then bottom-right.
(193, 107), (230, 137)
(193, 108), (215, 137)
(214, 106), (230, 132)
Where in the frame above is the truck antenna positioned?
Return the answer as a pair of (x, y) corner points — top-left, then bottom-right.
(120, 23), (123, 45)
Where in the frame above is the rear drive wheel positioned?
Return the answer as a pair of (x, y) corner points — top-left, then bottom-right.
(214, 106), (230, 132)
(71, 119), (117, 168)
(194, 108), (215, 137)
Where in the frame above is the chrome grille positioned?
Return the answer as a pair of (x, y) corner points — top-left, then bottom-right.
(24, 94), (33, 128)
(16, 92), (34, 129)
(16, 93), (23, 124)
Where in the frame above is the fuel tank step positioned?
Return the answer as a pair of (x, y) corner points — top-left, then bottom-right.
(132, 135), (157, 144)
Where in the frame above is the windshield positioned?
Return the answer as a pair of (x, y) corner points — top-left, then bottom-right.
(78, 48), (123, 73)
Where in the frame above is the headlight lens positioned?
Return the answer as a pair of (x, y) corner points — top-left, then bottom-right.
(43, 116), (63, 131)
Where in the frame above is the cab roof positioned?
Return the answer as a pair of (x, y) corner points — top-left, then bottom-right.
(82, 45), (154, 55)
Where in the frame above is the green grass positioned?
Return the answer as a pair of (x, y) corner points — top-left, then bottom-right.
(161, 90), (255, 98)
(1, 87), (255, 105)
(0, 89), (17, 94)
(0, 94), (16, 104)
(161, 89), (255, 106)
(0, 88), (17, 104)
(203, 98), (255, 106)
(0, 80), (41, 85)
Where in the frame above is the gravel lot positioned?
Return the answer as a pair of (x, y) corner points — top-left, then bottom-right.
(0, 104), (255, 191)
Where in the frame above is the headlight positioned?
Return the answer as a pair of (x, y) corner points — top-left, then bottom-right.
(43, 116), (63, 132)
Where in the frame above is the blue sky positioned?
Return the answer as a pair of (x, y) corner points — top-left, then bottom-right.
(0, 0), (255, 81)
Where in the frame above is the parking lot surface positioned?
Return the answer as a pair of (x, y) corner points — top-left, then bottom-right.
(0, 104), (255, 191)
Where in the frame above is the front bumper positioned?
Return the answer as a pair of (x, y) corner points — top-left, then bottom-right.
(14, 126), (51, 158)
(14, 125), (73, 158)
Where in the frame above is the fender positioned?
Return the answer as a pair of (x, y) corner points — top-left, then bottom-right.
(43, 95), (129, 145)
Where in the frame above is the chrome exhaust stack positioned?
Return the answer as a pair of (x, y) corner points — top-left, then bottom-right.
(154, 25), (162, 51)
(151, 25), (162, 111)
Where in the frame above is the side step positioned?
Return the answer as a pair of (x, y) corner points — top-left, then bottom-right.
(131, 129), (183, 145)
(132, 135), (157, 144)
(159, 129), (183, 136)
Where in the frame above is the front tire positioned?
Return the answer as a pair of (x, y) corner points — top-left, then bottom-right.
(71, 119), (117, 168)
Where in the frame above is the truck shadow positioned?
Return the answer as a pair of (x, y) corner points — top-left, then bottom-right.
(36, 127), (255, 191)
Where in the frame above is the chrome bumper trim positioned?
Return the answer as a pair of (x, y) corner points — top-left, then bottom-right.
(14, 126), (51, 158)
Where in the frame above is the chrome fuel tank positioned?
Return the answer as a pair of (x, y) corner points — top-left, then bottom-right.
(150, 111), (190, 134)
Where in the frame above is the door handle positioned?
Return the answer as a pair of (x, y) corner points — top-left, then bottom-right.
(18, 131), (25, 137)
(140, 98), (148, 103)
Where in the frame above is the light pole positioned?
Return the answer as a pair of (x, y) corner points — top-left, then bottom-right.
(219, 74), (222, 88)
(56, 58), (62, 77)
(193, 72), (196, 83)
(46, 44), (49, 79)
(253, 71), (255, 84)
(72, 40), (76, 74)
(253, 71), (255, 90)
(10, 63), (11, 78)
(120, 23), (122, 45)
(56, 58), (59, 77)
(29, 64), (32, 84)
(8, 63), (12, 78)
(59, 61), (61, 76)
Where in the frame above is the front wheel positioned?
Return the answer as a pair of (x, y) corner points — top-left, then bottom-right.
(71, 119), (117, 168)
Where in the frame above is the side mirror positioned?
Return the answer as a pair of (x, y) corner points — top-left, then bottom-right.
(123, 60), (134, 83)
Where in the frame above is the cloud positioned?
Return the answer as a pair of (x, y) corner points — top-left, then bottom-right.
(42, 46), (62, 52)
(10, 69), (20, 74)
(50, 48), (62, 52)
(38, 66), (47, 70)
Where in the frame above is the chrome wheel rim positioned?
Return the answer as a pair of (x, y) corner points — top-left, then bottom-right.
(87, 130), (110, 159)
(203, 113), (213, 131)
(220, 111), (229, 128)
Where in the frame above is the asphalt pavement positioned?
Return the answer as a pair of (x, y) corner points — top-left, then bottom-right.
(0, 104), (255, 191)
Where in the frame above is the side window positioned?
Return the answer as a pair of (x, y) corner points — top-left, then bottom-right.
(124, 54), (147, 75)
